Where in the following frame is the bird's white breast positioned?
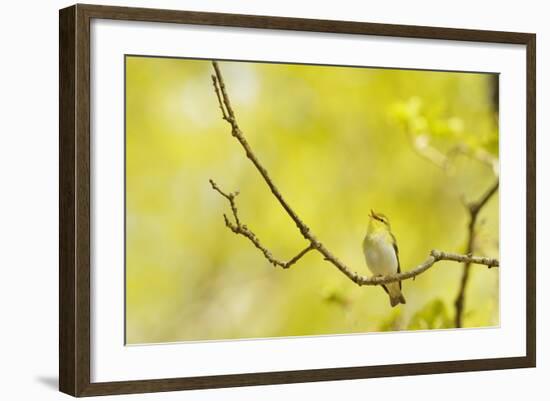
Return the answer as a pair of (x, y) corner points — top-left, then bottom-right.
(363, 234), (398, 277)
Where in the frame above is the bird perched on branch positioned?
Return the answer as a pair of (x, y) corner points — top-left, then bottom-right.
(363, 210), (406, 307)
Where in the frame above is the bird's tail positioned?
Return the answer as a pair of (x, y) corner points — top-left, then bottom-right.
(390, 293), (406, 307)
(388, 283), (406, 307)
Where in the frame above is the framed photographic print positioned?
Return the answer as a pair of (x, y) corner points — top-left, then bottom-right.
(59, 4), (536, 397)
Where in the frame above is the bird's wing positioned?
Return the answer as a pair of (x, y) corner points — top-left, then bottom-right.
(390, 232), (402, 290)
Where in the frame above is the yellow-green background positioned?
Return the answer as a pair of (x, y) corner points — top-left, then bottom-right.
(125, 57), (499, 344)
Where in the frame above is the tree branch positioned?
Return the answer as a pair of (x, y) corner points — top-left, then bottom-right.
(211, 62), (314, 239)
(407, 129), (498, 176)
(210, 60), (499, 291)
(211, 178), (498, 284)
(401, 104), (499, 327)
(209, 179), (314, 269)
(454, 179), (499, 327)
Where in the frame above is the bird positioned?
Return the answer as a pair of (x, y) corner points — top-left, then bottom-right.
(362, 210), (406, 307)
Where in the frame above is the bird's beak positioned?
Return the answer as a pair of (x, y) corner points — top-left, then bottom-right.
(369, 209), (375, 219)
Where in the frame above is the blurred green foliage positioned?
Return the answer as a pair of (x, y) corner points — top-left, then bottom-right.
(125, 57), (499, 344)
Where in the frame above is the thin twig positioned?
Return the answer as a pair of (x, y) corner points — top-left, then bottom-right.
(210, 61), (500, 290)
(211, 75), (229, 121)
(209, 179), (314, 269)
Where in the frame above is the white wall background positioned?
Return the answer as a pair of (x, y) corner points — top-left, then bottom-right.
(0, 0), (545, 400)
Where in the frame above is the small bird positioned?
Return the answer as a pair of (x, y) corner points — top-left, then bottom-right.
(363, 210), (406, 307)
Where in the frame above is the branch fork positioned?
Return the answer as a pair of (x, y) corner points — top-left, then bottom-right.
(209, 61), (499, 291)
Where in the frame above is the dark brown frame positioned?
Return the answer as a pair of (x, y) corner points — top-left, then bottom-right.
(59, 3), (536, 397)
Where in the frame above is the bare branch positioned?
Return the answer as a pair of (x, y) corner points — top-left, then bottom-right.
(431, 250), (498, 268)
(212, 62), (314, 240)
(356, 249), (498, 285)
(209, 179), (314, 269)
(454, 178), (499, 327)
(209, 179), (241, 226)
(209, 60), (500, 293)
(210, 180), (497, 284)
(399, 102), (500, 327)
(469, 179), (500, 216)
(211, 75), (229, 121)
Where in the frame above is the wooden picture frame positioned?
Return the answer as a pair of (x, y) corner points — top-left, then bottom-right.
(59, 3), (536, 397)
